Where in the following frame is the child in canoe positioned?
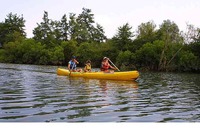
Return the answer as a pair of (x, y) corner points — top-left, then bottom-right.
(84, 60), (92, 72)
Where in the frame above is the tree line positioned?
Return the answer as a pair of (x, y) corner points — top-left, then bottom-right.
(0, 8), (200, 72)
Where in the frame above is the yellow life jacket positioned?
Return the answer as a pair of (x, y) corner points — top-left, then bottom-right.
(85, 64), (91, 70)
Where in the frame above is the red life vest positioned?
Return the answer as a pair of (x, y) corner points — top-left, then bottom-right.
(101, 62), (109, 71)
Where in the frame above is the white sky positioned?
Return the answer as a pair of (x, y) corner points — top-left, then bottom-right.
(1, 0), (200, 38)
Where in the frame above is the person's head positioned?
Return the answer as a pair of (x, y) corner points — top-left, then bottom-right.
(72, 56), (76, 61)
(86, 60), (91, 64)
(103, 57), (108, 62)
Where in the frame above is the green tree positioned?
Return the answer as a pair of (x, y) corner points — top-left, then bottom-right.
(33, 11), (58, 48)
(0, 49), (5, 62)
(16, 39), (48, 64)
(112, 23), (134, 51)
(60, 14), (69, 41)
(67, 8), (107, 44)
(116, 50), (134, 70)
(2, 41), (18, 63)
(68, 13), (79, 41)
(77, 42), (110, 67)
(136, 21), (157, 40)
(91, 23), (107, 43)
(158, 20), (183, 43)
(0, 13), (26, 45)
(183, 25), (200, 72)
(48, 46), (64, 65)
(76, 8), (94, 43)
(134, 40), (164, 70)
(77, 42), (95, 65)
(133, 21), (157, 51)
(157, 20), (184, 71)
(184, 24), (200, 59)
(177, 51), (199, 72)
(90, 39), (119, 66)
(0, 22), (7, 45)
(75, 8), (106, 44)
(61, 40), (78, 65)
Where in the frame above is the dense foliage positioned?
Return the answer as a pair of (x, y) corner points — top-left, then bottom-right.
(0, 8), (200, 72)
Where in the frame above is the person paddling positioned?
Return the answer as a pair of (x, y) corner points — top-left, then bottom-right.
(100, 57), (117, 73)
(68, 56), (82, 72)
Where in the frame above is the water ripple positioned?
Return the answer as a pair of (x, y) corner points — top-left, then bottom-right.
(1, 63), (200, 122)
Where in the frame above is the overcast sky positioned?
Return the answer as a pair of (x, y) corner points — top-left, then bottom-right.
(1, 0), (200, 38)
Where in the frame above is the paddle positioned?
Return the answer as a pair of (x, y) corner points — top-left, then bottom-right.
(108, 58), (120, 71)
(69, 59), (76, 76)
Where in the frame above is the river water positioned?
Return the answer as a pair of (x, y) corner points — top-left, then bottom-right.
(0, 63), (200, 122)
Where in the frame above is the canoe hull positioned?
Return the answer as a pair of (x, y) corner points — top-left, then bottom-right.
(83, 71), (139, 81)
(57, 68), (83, 77)
(57, 68), (139, 81)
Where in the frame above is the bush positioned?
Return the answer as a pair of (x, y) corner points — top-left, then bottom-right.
(61, 40), (78, 65)
(116, 50), (134, 70)
(177, 51), (199, 72)
(134, 40), (164, 70)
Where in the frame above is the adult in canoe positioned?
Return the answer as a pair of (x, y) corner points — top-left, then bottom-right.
(100, 57), (117, 73)
(68, 56), (82, 72)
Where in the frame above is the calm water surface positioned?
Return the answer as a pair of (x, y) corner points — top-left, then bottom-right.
(0, 63), (200, 122)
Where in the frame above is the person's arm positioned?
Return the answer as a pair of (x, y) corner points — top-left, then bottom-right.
(68, 63), (71, 70)
(109, 63), (116, 70)
(84, 65), (87, 72)
(74, 59), (79, 64)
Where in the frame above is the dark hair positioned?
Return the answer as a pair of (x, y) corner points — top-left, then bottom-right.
(86, 60), (91, 63)
(72, 56), (76, 59)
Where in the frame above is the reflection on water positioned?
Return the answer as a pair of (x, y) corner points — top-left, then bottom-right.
(0, 63), (200, 122)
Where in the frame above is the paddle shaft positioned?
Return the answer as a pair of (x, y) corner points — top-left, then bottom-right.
(71, 59), (78, 70)
(108, 59), (120, 71)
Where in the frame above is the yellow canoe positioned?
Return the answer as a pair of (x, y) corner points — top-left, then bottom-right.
(57, 68), (139, 81)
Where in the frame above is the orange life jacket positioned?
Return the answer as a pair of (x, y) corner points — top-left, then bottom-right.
(101, 62), (109, 71)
